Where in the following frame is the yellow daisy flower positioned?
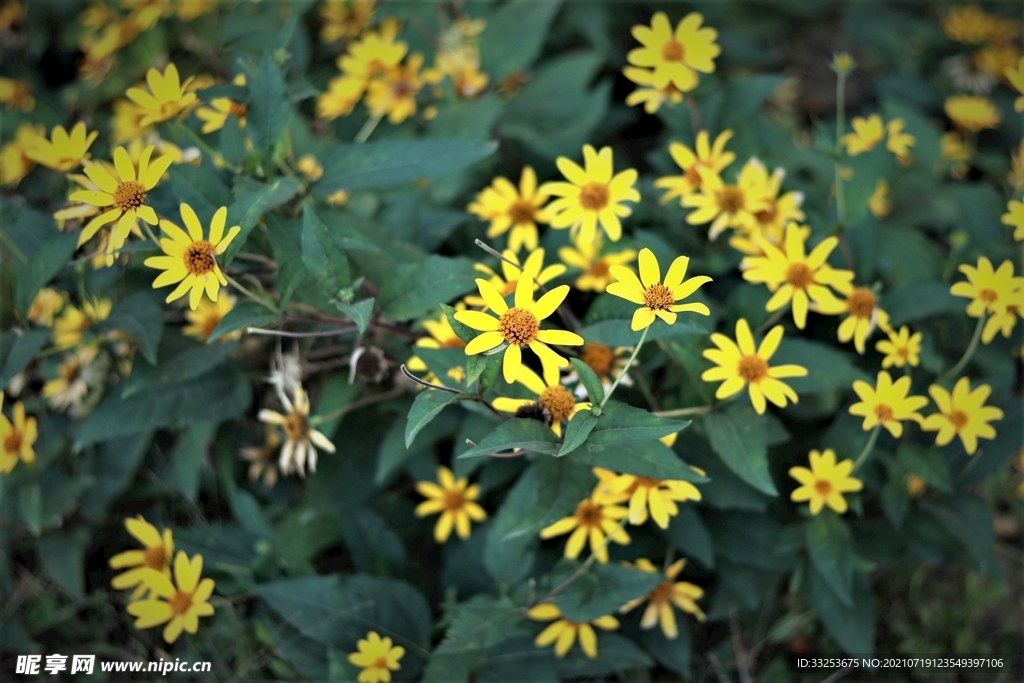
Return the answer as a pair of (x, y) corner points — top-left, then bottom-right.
(623, 67), (684, 113)
(465, 247), (565, 310)
(320, 0), (375, 43)
(318, 74), (373, 120)
(654, 129), (736, 204)
(108, 515), (174, 600)
(876, 325), (922, 369)
(27, 288), (65, 327)
(1006, 56), (1024, 112)
(606, 247), (712, 331)
(619, 558), (705, 639)
(921, 377), (1003, 455)
(557, 232), (637, 292)
(868, 179), (890, 218)
(944, 94), (1001, 131)
(295, 154), (324, 181)
(126, 551), (215, 644)
(1002, 200), (1024, 241)
(25, 122), (98, 172)
(365, 53), (425, 124)
(841, 114), (884, 156)
(144, 204), (240, 310)
(42, 344), (105, 415)
(125, 63), (197, 126)
(467, 166), (550, 253)
(52, 298), (112, 350)
(701, 318), (807, 415)
(258, 381), (336, 478)
(984, 284), (1023, 342)
(950, 257), (1023, 343)
(788, 449), (863, 515)
(683, 161), (770, 240)
(528, 603), (619, 660)
(740, 223), (855, 330)
(414, 466), (487, 543)
(492, 365), (589, 437)
(885, 118), (915, 163)
(849, 371), (927, 437)
(816, 286), (891, 355)
(0, 77), (33, 111)
(976, 43), (1021, 82)
(239, 429), (281, 489)
(0, 399), (36, 474)
(0, 122), (44, 186)
(729, 162), (806, 256)
(567, 344), (632, 396)
(626, 12), (719, 92)
(183, 294), (237, 343)
(348, 630), (404, 683)
(591, 467), (701, 529)
(943, 4), (995, 44)
(195, 74), (248, 133)
(541, 144), (640, 245)
(175, 0), (216, 21)
(540, 494), (630, 563)
(111, 99), (151, 143)
(454, 274), (583, 385)
(339, 20), (407, 81)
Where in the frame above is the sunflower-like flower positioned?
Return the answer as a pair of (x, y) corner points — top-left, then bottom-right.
(467, 166), (550, 253)
(950, 257), (1024, 343)
(815, 286), (891, 355)
(320, 0), (375, 43)
(701, 318), (807, 415)
(52, 298), (112, 350)
(885, 118), (916, 163)
(943, 4), (995, 44)
(606, 247), (711, 331)
(541, 144), (640, 245)
(108, 516), (174, 599)
(944, 94), (1001, 131)
(557, 232), (637, 293)
(465, 247), (565, 310)
(619, 558), (705, 639)
(876, 325), (922, 369)
(1003, 199), (1024, 241)
(25, 122), (98, 172)
(849, 371), (927, 437)
(540, 494), (630, 563)
(788, 449), (863, 515)
(527, 603), (619, 659)
(654, 129), (735, 204)
(126, 551), (215, 644)
(0, 399), (36, 474)
(623, 67), (684, 113)
(183, 294), (237, 343)
(144, 204), (240, 310)
(592, 467), (701, 529)
(414, 466), (487, 543)
(195, 74), (248, 133)
(455, 274), (583, 385)
(365, 53), (425, 123)
(27, 288), (65, 327)
(258, 381), (336, 477)
(921, 377), (1003, 455)
(493, 365), (589, 436)
(741, 224), (854, 329)
(626, 12), (719, 92)
(729, 162), (806, 256)
(683, 162), (771, 240)
(126, 63), (196, 126)
(841, 114), (885, 156)
(348, 630), (404, 683)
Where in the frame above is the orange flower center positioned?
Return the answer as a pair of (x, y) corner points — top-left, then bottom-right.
(509, 199), (536, 224)
(718, 186), (744, 213)
(814, 479), (833, 496)
(539, 385), (575, 423)
(948, 409), (969, 430)
(979, 288), (998, 305)
(649, 579), (674, 604)
(499, 307), (539, 345)
(643, 284), (674, 311)
(443, 488), (466, 512)
(737, 354), (768, 382)
(143, 545), (167, 570)
(228, 101), (247, 118)
(660, 39), (685, 62)
(785, 262), (814, 289)
(755, 202), (778, 226)
(590, 259), (611, 277)
(372, 656), (389, 670)
(61, 360), (82, 382)
(634, 476), (663, 489)
(846, 287), (876, 318)
(283, 412), (309, 440)
(684, 164), (702, 186)
(581, 343), (614, 378)
(873, 403), (894, 422)
(442, 335), (467, 349)
(579, 181), (610, 211)
(3, 430), (23, 454)
(169, 590), (193, 616)
(575, 500), (603, 527)
(896, 346), (909, 358)
(112, 180), (146, 211)
(200, 313), (223, 342)
(183, 240), (216, 276)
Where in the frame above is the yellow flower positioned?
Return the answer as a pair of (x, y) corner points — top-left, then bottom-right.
(591, 467), (701, 529)
(623, 68), (684, 113)
(654, 129), (736, 204)
(108, 516), (174, 600)
(52, 298), (112, 350)
(365, 53), (425, 124)
(175, 0), (216, 21)
(701, 318), (807, 415)
(43, 345), (105, 415)
(0, 0), (24, 30)
(465, 247), (566, 309)
(841, 114), (884, 156)
(832, 52), (856, 75)
(885, 118), (915, 163)
(25, 122), (98, 172)
(27, 288), (65, 326)
(907, 473), (926, 498)
(0, 77), (33, 111)
(876, 325), (922, 369)
(348, 630), (404, 683)
(455, 274), (583, 385)
(0, 122), (44, 186)
(816, 286), (890, 355)
(557, 232), (637, 292)
(0, 400), (36, 474)
(606, 247), (711, 331)
(984, 284), (1023, 343)
(741, 223), (854, 330)
(868, 179), (890, 218)
(619, 558), (705, 639)
(1007, 56), (1024, 112)
(1002, 199), (1024, 241)
(528, 603), (619, 659)
(849, 371), (927, 437)
(975, 43), (1020, 83)
(492, 365), (590, 437)
(921, 377), (1003, 455)
(406, 307), (467, 385)
(540, 494), (630, 563)
(239, 429), (281, 488)
(788, 449), (863, 515)
(111, 99), (151, 143)
(414, 466), (487, 543)
(950, 257), (1022, 337)
(183, 294), (237, 343)
(126, 63), (197, 126)
(683, 161), (771, 240)
(339, 21), (407, 81)
(1010, 141), (1024, 191)
(729, 162), (806, 255)
(542, 144), (640, 244)
(943, 4), (995, 44)
(195, 75), (248, 133)
(626, 12), (720, 92)
(144, 204), (240, 310)
(944, 94), (1001, 131)
(320, 0), (375, 43)
(258, 381), (336, 478)
(296, 154), (323, 181)
(326, 188), (350, 205)
(467, 166), (550, 253)
(73, 145), (174, 259)
(126, 551), (215, 644)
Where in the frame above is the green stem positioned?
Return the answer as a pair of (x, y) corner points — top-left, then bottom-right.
(599, 324), (650, 410)
(354, 113), (383, 144)
(532, 517), (629, 606)
(172, 121), (240, 174)
(655, 405), (713, 418)
(939, 312), (986, 381)
(140, 221), (161, 246)
(225, 274), (278, 313)
(0, 229), (27, 263)
(834, 69), (847, 229)
(755, 305), (789, 336)
(852, 425), (881, 473)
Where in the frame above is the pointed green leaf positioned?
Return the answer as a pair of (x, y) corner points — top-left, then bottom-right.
(586, 402), (688, 447)
(569, 358), (604, 404)
(405, 390), (466, 448)
(222, 175), (301, 263)
(207, 301), (278, 343)
(334, 297), (374, 334)
(458, 418), (559, 458)
(556, 410), (598, 457)
(0, 328), (49, 388)
(93, 292), (164, 365)
(15, 232), (77, 317)
(302, 203), (351, 296)
(703, 405), (778, 496)
(576, 439), (707, 482)
(548, 561), (662, 623)
(806, 512), (855, 607)
(247, 52), (291, 162)
(378, 255), (478, 321)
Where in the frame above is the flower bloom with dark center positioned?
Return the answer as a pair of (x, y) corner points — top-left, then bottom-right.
(108, 516), (175, 600)
(540, 494), (630, 564)
(876, 325), (922, 369)
(607, 247), (711, 331)
(683, 161), (770, 240)
(849, 371), (928, 437)
(125, 63), (197, 126)
(788, 449), (863, 515)
(920, 377), (1003, 455)
(25, 121), (98, 171)
(348, 631), (405, 683)
(619, 558), (706, 639)
(625, 11), (720, 92)
(126, 551), (215, 644)
(592, 467), (702, 529)
(0, 398), (36, 474)
(468, 166), (551, 253)
(558, 232), (637, 292)
(951, 256), (1024, 344)
(259, 381), (336, 478)
(415, 466), (487, 543)
(655, 130), (735, 204)
(494, 365), (590, 436)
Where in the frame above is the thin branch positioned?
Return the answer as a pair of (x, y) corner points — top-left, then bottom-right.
(400, 364), (462, 393)
(247, 326), (355, 338)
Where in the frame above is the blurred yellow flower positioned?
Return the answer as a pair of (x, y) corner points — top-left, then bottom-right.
(885, 118), (915, 163)
(921, 377), (1003, 455)
(183, 294), (237, 343)
(239, 429), (281, 488)
(348, 630), (404, 683)
(0, 77), (32, 111)
(907, 473), (926, 498)
(195, 74), (248, 133)
(320, 0), (375, 43)
(730, 161), (806, 254)
(592, 467), (700, 529)
(296, 154), (323, 181)
(817, 286), (890, 354)
(950, 257), (1023, 344)
(788, 449), (863, 515)
(528, 603), (619, 659)
(26, 122), (98, 171)
(623, 67), (684, 113)
(326, 188), (350, 205)
(841, 114), (884, 156)
(53, 298), (112, 350)
(126, 551), (215, 644)
(0, 122), (44, 186)
(607, 248), (711, 331)
(175, 0), (216, 21)
(492, 365), (589, 437)
(1003, 199), (1024, 241)
(1007, 56), (1024, 112)
(850, 371), (927, 437)
(258, 381), (336, 478)
(558, 232), (637, 292)
(540, 494), (629, 564)
(944, 94), (1000, 131)
(876, 325), (921, 369)
(943, 5), (995, 44)
(1010, 141), (1024, 190)
(683, 160), (770, 240)
(868, 179), (890, 218)
(655, 129), (736, 204)
(975, 43), (1020, 82)
(27, 288), (65, 327)
(465, 247), (565, 309)
(0, 399), (36, 474)
(365, 53), (425, 123)
(468, 166), (550, 253)
(626, 12), (719, 92)
(414, 466), (486, 543)
(108, 515), (174, 600)
(405, 307), (467, 386)
(43, 344), (105, 415)
(111, 99), (151, 143)
(126, 63), (197, 126)
(619, 558), (705, 639)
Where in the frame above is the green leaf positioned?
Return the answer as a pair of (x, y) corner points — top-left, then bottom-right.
(219, 115), (245, 168)
(921, 493), (998, 577)
(174, 523), (261, 572)
(501, 457), (594, 542)
(302, 203), (351, 297)
(80, 432), (153, 520)
(15, 232), (77, 317)
(465, 353), (498, 389)
(806, 512), (855, 607)
(578, 318), (705, 347)
(423, 595), (528, 683)
(883, 280), (965, 326)
(707, 512), (790, 571)
(703, 404), (778, 496)
(557, 411), (598, 457)
(586, 402), (688, 447)
(569, 358), (604, 404)
(167, 164), (232, 220)
(639, 624), (691, 678)
(0, 329), (49, 388)
(314, 139), (497, 196)
(662, 505), (714, 568)
(257, 575), (352, 645)
(576, 439), (707, 482)
(458, 418), (559, 458)
(555, 633), (653, 678)
(92, 292), (164, 365)
(897, 443), (952, 492)
(476, 638), (558, 683)
(207, 301), (278, 343)
(120, 336), (237, 398)
(37, 528), (90, 595)
(440, 303), (476, 344)
(549, 561), (662, 623)
(334, 297), (373, 334)
(803, 561), (875, 656)
(406, 390), (465, 448)
(771, 338), (872, 394)
(247, 52), (291, 163)
(337, 508), (407, 575)
(222, 176), (301, 263)
(485, 465), (540, 586)
(378, 255), (478, 321)
(479, 0), (563, 81)
(165, 422), (215, 502)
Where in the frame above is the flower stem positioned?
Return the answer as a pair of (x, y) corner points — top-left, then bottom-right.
(172, 121), (240, 174)
(655, 405), (713, 418)
(834, 68), (848, 229)
(532, 517), (629, 606)
(852, 425), (881, 473)
(354, 113), (383, 144)
(599, 324), (650, 410)
(939, 312), (986, 381)
(755, 305), (789, 335)
(246, 326), (353, 338)
(225, 274), (278, 313)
